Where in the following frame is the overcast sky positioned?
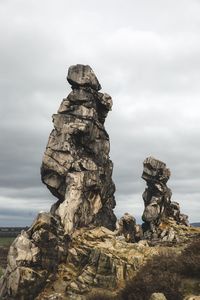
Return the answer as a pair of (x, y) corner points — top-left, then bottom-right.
(0, 0), (200, 226)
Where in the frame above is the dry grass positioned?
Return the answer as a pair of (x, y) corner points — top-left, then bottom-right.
(87, 237), (200, 300)
(119, 252), (183, 300)
(87, 291), (115, 300)
(179, 237), (200, 277)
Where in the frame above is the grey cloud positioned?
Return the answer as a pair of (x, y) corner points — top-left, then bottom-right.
(0, 186), (51, 201)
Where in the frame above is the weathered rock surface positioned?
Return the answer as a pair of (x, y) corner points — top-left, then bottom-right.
(141, 156), (189, 240)
(0, 212), (69, 300)
(41, 64), (116, 234)
(117, 213), (143, 243)
(36, 226), (158, 300)
(67, 64), (101, 91)
(149, 293), (167, 300)
(35, 225), (200, 300)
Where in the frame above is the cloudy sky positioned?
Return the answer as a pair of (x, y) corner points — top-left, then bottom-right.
(0, 0), (200, 226)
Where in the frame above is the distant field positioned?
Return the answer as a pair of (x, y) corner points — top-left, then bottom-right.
(0, 237), (15, 271)
(0, 231), (25, 272)
(0, 237), (15, 247)
(191, 222), (200, 227)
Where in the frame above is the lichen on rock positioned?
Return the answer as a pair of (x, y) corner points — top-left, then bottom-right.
(117, 213), (143, 243)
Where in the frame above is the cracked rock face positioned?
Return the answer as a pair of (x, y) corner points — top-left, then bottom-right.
(117, 213), (143, 243)
(0, 212), (69, 300)
(67, 64), (101, 91)
(142, 156), (189, 240)
(36, 226), (157, 300)
(41, 64), (116, 233)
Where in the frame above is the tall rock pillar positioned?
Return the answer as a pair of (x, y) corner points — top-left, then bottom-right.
(41, 64), (116, 233)
(141, 156), (189, 240)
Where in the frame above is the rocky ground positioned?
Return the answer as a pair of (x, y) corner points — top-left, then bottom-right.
(35, 223), (200, 300)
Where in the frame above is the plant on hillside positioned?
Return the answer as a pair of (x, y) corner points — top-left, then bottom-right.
(179, 236), (200, 277)
(87, 238), (200, 300)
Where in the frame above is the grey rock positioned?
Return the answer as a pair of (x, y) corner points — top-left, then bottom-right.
(117, 213), (142, 242)
(41, 65), (116, 234)
(142, 203), (160, 223)
(0, 212), (69, 299)
(141, 156), (189, 240)
(67, 64), (101, 91)
(162, 228), (175, 242)
(98, 92), (113, 110)
(142, 156), (171, 183)
(166, 227), (175, 242)
(36, 226), (157, 299)
(149, 292), (167, 300)
(179, 213), (189, 226)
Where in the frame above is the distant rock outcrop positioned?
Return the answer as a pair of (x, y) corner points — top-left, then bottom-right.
(149, 293), (167, 300)
(117, 213), (143, 243)
(41, 64), (116, 233)
(142, 156), (189, 241)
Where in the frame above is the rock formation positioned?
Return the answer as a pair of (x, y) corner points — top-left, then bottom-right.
(0, 65), (117, 299)
(36, 226), (155, 300)
(0, 213), (69, 299)
(1, 66), (198, 300)
(41, 64), (116, 233)
(117, 213), (143, 243)
(142, 156), (189, 240)
(149, 293), (167, 300)
(35, 224), (200, 300)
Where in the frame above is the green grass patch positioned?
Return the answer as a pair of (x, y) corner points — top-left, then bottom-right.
(0, 237), (15, 247)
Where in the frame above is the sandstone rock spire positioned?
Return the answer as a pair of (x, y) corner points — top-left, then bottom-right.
(142, 156), (189, 240)
(41, 64), (117, 233)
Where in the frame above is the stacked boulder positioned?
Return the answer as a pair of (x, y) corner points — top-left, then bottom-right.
(141, 156), (189, 240)
(117, 213), (143, 243)
(41, 64), (116, 233)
